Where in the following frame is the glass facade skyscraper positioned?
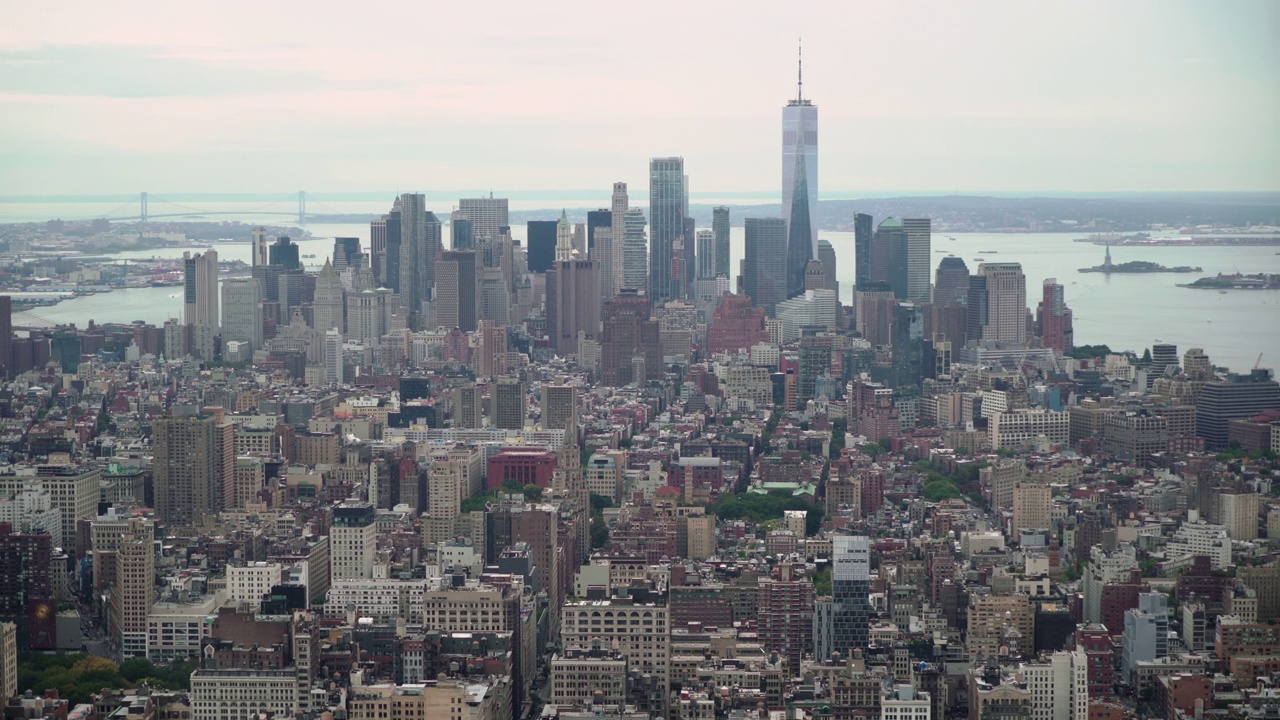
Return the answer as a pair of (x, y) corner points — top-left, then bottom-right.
(816, 534), (871, 659)
(649, 157), (685, 303)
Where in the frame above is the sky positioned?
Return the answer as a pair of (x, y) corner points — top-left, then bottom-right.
(0, 0), (1277, 197)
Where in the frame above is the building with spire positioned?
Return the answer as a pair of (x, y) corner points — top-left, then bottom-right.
(783, 43), (818, 259)
(555, 210), (574, 262)
(312, 259), (345, 334)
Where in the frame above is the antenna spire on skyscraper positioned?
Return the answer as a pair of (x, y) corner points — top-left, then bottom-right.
(797, 38), (804, 103)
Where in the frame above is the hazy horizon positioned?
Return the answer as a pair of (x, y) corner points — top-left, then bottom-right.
(2, 1), (1277, 196)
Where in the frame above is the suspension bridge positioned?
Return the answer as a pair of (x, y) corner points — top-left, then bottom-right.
(84, 191), (345, 224)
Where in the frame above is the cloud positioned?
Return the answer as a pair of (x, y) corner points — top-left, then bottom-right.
(0, 44), (320, 97)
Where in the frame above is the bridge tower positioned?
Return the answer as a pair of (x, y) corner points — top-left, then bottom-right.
(298, 191), (306, 224)
(140, 192), (149, 223)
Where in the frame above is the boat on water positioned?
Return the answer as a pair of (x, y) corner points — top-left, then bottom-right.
(981, 250), (999, 253)
(974, 257), (984, 261)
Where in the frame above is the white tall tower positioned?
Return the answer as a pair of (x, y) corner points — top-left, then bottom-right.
(555, 209), (574, 261)
(609, 182), (628, 299)
(782, 43), (819, 256)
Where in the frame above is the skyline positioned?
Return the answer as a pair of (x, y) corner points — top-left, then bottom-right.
(1, 1), (1277, 196)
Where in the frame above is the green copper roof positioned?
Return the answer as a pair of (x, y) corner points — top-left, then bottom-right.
(878, 217), (903, 228)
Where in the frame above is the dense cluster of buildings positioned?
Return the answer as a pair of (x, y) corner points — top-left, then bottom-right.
(0, 61), (1278, 720)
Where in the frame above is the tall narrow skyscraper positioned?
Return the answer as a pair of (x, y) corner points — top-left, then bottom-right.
(649, 157), (685, 303)
(608, 182), (629, 299)
(903, 217), (932, 303)
(183, 250), (219, 329)
(977, 262), (1028, 345)
(398, 193), (428, 319)
(622, 208), (648, 292)
(743, 218), (788, 316)
(782, 45), (818, 257)
(251, 227), (269, 267)
(712, 206), (731, 279)
(695, 230), (715, 279)
(853, 213), (873, 289)
(877, 218), (909, 299)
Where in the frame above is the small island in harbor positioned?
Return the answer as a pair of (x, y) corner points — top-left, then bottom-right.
(1078, 245), (1201, 274)
(1178, 273), (1280, 290)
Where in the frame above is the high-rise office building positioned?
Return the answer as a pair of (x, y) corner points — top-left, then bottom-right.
(555, 210), (574, 262)
(332, 237), (361, 270)
(450, 212), (474, 251)
(782, 48), (818, 257)
(975, 263), (1028, 345)
(546, 258), (600, 356)
(398, 195), (442, 327)
(649, 157), (686, 302)
(817, 239), (838, 302)
(542, 384), (577, 431)
(875, 219), (910, 300)
(1151, 343), (1180, 376)
(600, 290), (662, 387)
(743, 218), (788, 315)
(758, 564), (815, 672)
(816, 534), (871, 659)
(785, 138), (814, 300)
(934, 256), (969, 305)
(1196, 369), (1280, 449)
(966, 274), (989, 344)
(712, 206), (731, 279)
(622, 208), (648, 291)
(183, 250), (219, 329)
(1037, 278), (1074, 352)
(435, 250), (479, 332)
(695, 230), (715, 279)
(607, 183), (629, 299)
(311, 259), (344, 334)
(458, 196), (509, 241)
(153, 412), (230, 528)
(324, 329), (343, 384)
(269, 237), (300, 271)
(112, 517), (155, 658)
(890, 302), (924, 392)
(251, 227), (269, 267)
(475, 319), (507, 378)
(369, 218), (387, 283)
(492, 376), (526, 430)
(455, 383), (484, 429)
(346, 289), (389, 344)
(331, 502), (376, 580)
(586, 209), (611, 256)
(526, 220), (557, 273)
(853, 213), (873, 289)
(220, 278), (263, 352)
(902, 218), (932, 303)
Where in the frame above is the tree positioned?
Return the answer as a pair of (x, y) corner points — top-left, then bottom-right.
(829, 419), (847, 458)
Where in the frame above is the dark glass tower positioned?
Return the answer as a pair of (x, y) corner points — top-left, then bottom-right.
(853, 212), (873, 289)
(712, 206), (731, 279)
(743, 218), (787, 315)
(587, 209), (611, 255)
(526, 220), (557, 273)
(648, 157), (685, 303)
(786, 146), (814, 300)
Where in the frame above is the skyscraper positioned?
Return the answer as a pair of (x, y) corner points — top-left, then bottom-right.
(816, 535), (871, 659)
(712, 206), (731, 279)
(369, 218), (387, 283)
(622, 208), (648, 292)
(743, 218), (788, 315)
(153, 413), (228, 527)
(976, 262), (1028, 345)
(902, 217), (932, 303)
(377, 199), (402, 292)
(600, 290), (662, 387)
(853, 213), (873, 289)
(183, 250), (219, 329)
(966, 274), (988, 345)
(269, 237), (300, 271)
(649, 157), (686, 303)
(817, 239), (838, 302)
(890, 302), (924, 392)
(1038, 278), (1074, 352)
(934, 256), (970, 305)
(311, 259), (344, 334)
(458, 196), (509, 241)
(555, 210), (574, 262)
(547, 257), (600, 356)
(492, 376), (526, 430)
(782, 46), (818, 257)
(608, 183), (629, 299)
(324, 328), (343, 384)
(330, 502), (376, 580)
(695, 230), (715, 279)
(332, 237), (361, 270)
(397, 193), (429, 320)
(0, 296), (11, 378)
(251, 227), (269, 267)
(587, 208), (611, 257)
(220, 277), (263, 352)
(526, 220), (557, 273)
(450, 212), (474, 251)
(785, 135), (814, 300)
(436, 250), (479, 332)
(877, 219), (910, 300)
